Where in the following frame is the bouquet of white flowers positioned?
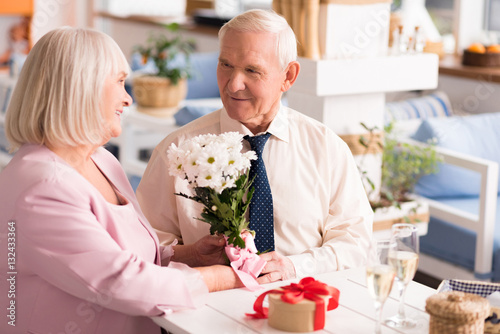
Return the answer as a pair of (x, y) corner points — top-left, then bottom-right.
(167, 132), (258, 249)
(168, 132), (266, 290)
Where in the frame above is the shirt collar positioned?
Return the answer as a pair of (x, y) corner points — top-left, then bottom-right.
(220, 103), (290, 143)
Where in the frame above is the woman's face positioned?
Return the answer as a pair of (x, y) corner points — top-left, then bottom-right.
(101, 71), (132, 141)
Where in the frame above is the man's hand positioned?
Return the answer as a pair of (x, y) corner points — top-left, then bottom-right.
(172, 235), (227, 267)
(257, 251), (296, 284)
(193, 234), (228, 266)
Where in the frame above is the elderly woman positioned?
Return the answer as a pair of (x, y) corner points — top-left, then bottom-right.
(0, 27), (241, 334)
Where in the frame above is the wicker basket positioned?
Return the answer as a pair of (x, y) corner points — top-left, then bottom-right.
(462, 49), (500, 67)
(437, 279), (500, 334)
(132, 75), (187, 109)
(426, 291), (490, 334)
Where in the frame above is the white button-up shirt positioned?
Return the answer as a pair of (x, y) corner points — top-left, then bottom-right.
(137, 106), (373, 277)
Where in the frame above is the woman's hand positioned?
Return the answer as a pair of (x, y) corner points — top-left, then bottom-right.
(172, 235), (227, 267)
(197, 265), (244, 292)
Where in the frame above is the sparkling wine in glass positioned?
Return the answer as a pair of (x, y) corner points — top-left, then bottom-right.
(366, 239), (396, 334)
(385, 223), (419, 329)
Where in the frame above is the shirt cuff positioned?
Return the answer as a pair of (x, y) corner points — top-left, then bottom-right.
(163, 261), (209, 309)
(288, 252), (338, 278)
(160, 239), (178, 264)
(288, 253), (316, 278)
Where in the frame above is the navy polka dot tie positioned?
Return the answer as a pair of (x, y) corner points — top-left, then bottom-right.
(245, 133), (274, 253)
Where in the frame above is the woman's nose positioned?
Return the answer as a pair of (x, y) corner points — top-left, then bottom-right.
(123, 91), (132, 106)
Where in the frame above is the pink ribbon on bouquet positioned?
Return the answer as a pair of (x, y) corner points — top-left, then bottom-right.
(225, 233), (266, 291)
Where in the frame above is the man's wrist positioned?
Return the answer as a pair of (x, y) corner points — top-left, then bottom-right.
(172, 244), (196, 266)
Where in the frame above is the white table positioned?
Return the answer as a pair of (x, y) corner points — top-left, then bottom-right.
(152, 267), (436, 334)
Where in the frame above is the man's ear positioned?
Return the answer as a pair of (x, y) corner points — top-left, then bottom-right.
(281, 61), (300, 92)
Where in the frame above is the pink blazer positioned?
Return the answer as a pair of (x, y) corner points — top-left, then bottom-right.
(0, 144), (207, 334)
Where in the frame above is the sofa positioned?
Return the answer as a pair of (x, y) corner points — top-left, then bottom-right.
(413, 112), (500, 281)
(387, 92), (500, 281)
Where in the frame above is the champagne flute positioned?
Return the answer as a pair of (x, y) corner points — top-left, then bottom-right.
(366, 239), (396, 334)
(385, 223), (419, 329)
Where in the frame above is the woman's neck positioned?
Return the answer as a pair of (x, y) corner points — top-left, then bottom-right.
(48, 144), (98, 172)
(48, 143), (121, 205)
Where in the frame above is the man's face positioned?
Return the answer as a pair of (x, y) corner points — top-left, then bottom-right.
(217, 30), (287, 133)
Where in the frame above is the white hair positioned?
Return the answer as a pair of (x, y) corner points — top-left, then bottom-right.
(218, 9), (297, 70)
(6, 26), (130, 151)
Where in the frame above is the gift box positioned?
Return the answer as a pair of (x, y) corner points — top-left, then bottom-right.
(246, 277), (340, 332)
(268, 291), (331, 332)
(318, 0), (392, 59)
(435, 279), (500, 334)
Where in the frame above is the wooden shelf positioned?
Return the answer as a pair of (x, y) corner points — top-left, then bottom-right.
(186, 0), (214, 15)
(439, 54), (500, 83)
(94, 11), (220, 36)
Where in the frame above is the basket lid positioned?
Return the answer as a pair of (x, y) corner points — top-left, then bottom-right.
(426, 291), (490, 324)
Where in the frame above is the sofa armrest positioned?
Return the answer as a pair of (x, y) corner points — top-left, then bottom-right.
(403, 138), (499, 278)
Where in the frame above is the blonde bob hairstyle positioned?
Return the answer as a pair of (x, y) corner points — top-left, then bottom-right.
(218, 9), (297, 71)
(6, 27), (130, 151)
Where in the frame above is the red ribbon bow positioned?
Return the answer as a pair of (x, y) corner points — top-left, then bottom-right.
(246, 277), (340, 331)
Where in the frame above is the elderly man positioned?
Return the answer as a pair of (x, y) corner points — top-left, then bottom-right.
(137, 9), (373, 283)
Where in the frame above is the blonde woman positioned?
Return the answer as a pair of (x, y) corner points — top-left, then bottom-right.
(0, 27), (241, 334)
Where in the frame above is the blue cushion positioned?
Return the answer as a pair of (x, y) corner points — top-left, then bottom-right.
(413, 112), (500, 198)
(129, 175), (142, 193)
(130, 51), (220, 100)
(186, 52), (220, 99)
(385, 91), (452, 123)
(174, 105), (217, 126)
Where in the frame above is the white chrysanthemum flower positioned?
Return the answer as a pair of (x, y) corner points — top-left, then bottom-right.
(243, 150), (257, 162)
(214, 176), (237, 194)
(193, 133), (217, 147)
(222, 132), (244, 150)
(196, 142), (229, 171)
(196, 167), (221, 189)
(222, 150), (248, 177)
(166, 132), (257, 191)
(166, 143), (186, 179)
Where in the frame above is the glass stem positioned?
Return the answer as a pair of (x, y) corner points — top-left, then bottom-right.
(374, 301), (383, 334)
(397, 282), (408, 320)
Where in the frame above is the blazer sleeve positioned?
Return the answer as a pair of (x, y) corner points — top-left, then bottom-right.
(15, 177), (208, 317)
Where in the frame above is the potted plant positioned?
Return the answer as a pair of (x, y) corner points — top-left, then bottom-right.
(133, 23), (195, 117)
(358, 122), (442, 231)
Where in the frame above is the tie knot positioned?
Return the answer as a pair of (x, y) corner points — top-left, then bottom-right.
(244, 133), (271, 155)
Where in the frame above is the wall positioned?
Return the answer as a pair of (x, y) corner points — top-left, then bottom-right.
(438, 75), (500, 114)
(31, 0), (88, 43)
(104, 19), (219, 61)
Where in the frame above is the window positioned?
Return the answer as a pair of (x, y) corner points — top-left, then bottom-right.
(426, 0), (455, 54)
(392, 0), (456, 54)
(485, 0), (500, 32)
